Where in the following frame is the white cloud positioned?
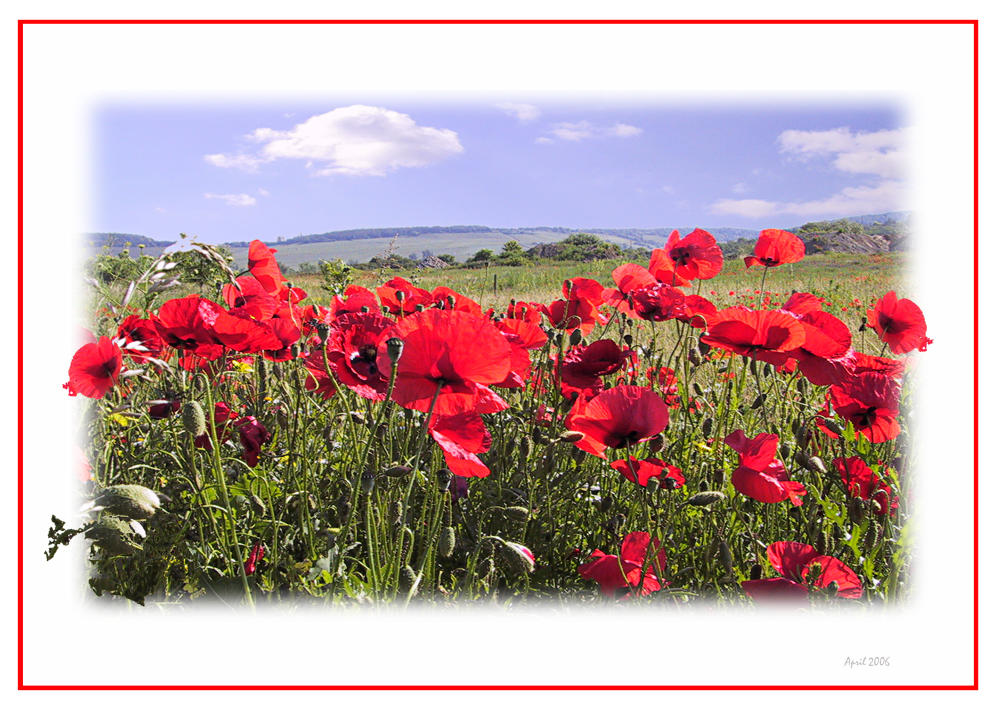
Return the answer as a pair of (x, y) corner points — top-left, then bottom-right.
(258, 189), (269, 197)
(204, 153), (264, 172)
(204, 193), (257, 207)
(710, 180), (909, 219)
(733, 182), (750, 194)
(610, 122), (643, 138)
(542, 120), (643, 142)
(206, 105), (464, 177)
(661, 185), (675, 194)
(535, 136), (554, 145)
(497, 102), (540, 122)
(154, 206), (166, 213)
(778, 126), (909, 180)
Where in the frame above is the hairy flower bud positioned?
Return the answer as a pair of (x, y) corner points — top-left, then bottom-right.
(686, 491), (726, 507)
(438, 527), (456, 558)
(181, 401), (207, 437)
(85, 484), (161, 520)
(687, 347), (703, 367)
(496, 540), (535, 575)
(360, 470), (376, 494)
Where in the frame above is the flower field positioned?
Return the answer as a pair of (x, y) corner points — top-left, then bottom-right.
(49, 229), (929, 610)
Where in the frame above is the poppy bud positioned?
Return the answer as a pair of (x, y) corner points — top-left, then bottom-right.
(821, 417), (844, 436)
(477, 557), (496, 580)
(385, 337), (404, 364)
(795, 423), (813, 448)
(698, 480), (709, 492)
(711, 468), (726, 486)
(698, 338), (712, 356)
(599, 493), (614, 512)
(559, 430), (586, 443)
(623, 333), (633, 347)
(250, 494), (266, 516)
(749, 359), (758, 376)
(390, 500), (403, 526)
(796, 376), (809, 395)
(400, 565), (419, 592)
(718, 538), (733, 576)
(794, 450), (811, 469)
(436, 468), (453, 493)
(383, 465), (411, 478)
(779, 442), (791, 459)
(686, 491), (726, 507)
(806, 456), (827, 474)
(360, 470), (376, 494)
(762, 363), (772, 377)
(749, 563), (762, 580)
(702, 417), (713, 438)
(693, 382), (704, 396)
(181, 401), (207, 437)
(497, 540), (535, 575)
(864, 520), (883, 550)
(569, 329), (583, 347)
(502, 506), (530, 522)
(849, 496), (867, 525)
(438, 527), (456, 558)
(687, 347), (703, 367)
(648, 434), (664, 453)
(826, 580), (840, 598)
(858, 316), (868, 333)
(751, 393), (766, 409)
(84, 484), (161, 520)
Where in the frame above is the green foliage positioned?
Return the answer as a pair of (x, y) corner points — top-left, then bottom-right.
(318, 259), (353, 295)
(171, 244), (235, 288)
(437, 254), (457, 265)
(495, 240), (531, 267)
(468, 248), (494, 263)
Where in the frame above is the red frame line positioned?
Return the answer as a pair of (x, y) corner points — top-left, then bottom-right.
(17, 17), (979, 692)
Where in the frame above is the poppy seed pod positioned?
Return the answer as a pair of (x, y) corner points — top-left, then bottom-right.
(687, 347), (703, 367)
(749, 563), (763, 580)
(648, 434), (664, 453)
(315, 322), (330, 344)
(849, 496), (867, 525)
(623, 333), (633, 347)
(569, 329), (584, 347)
(436, 468), (453, 492)
(181, 401), (207, 437)
(702, 417), (714, 438)
(826, 580), (841, 598)
(385, 337), (404, 364)
(360, 470), (376, 495)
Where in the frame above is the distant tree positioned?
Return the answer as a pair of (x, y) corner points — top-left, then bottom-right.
(421, 249), (434, 258)
(496, 240), (529, 266)
(438, 254), (457, 265)
(469, 248), (494, 263)
(407, 252), (419, 261)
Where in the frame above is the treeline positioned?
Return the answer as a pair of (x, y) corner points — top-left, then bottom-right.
(793, 217), (909, 239)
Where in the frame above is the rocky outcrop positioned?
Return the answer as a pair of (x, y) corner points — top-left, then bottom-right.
(417, 255), (450, 269)
(801, 232), (909, 255)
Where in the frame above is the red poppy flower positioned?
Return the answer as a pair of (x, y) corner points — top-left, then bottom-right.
(495, 318), (548, 389)
(302, 350), (338, 400)
(744, 229), (805, 268)
(782, 291), (824, 315)
(429, 411), (492, 478)
(701, 307), (806, 361)
(834, 456), (898, 516)
(247, 240), (284, 295)
(647, 248), (693, 288)
(724, 429), (807, 505)
(866, 291), (932, 354)
(564, 385), (671, 459)
(68, 336), (123, 399)
(629, 282), (688, 322)
(673, 294), (718, 327)
(318, 311), (393, 400)
(330, 284), (379, 317)
(603, 263), (657, 318)
(212, 310), (285, 354)
(612, 457), (685, 489)
(223, 275), (279, 321)
(235, 416), (270, 467)
(664, 228), (724, 281)
(261, 317), (301, 362)
(429, 286), (483, 316)
(559, 339), (629, 399)
(377, 277), (432, 317)
(797, 347), (906, 389)
(194, 402), (240, 450)
(153, 296), (227, 360)
(578, 531), (667, 598)
(501, 300), (544, 326)
(116, 315), (165, 364)
(741, 541), (862, 603)
(244, 543), (266, 576)
(376, 309), (512, 416)
(825, 372), (901, 443)
(646, 366), (682, 408)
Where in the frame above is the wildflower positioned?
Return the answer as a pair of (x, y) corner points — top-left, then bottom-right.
(835, 456), (898, 515)
(866, 291), (932, 354)
(611, 457), (685, 489)
(564, 385), (671, 459)
(701, 307), (806, 360)
(724, 429), (806, 505)
(663, 228), (724, 281)
(376, 309), (512, 416)
(244, 543), (266, 575)
(68, 336), (122, 399)
(429, 411), (492, 478)
(744, 229), (806, 268)
(578, 531), (667, 598)
(741, 541), (862, 603)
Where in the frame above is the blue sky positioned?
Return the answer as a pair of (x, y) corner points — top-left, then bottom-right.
(92, 96), (907, 245)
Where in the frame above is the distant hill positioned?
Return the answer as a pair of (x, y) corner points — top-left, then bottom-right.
(83, 211), (912, 267)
